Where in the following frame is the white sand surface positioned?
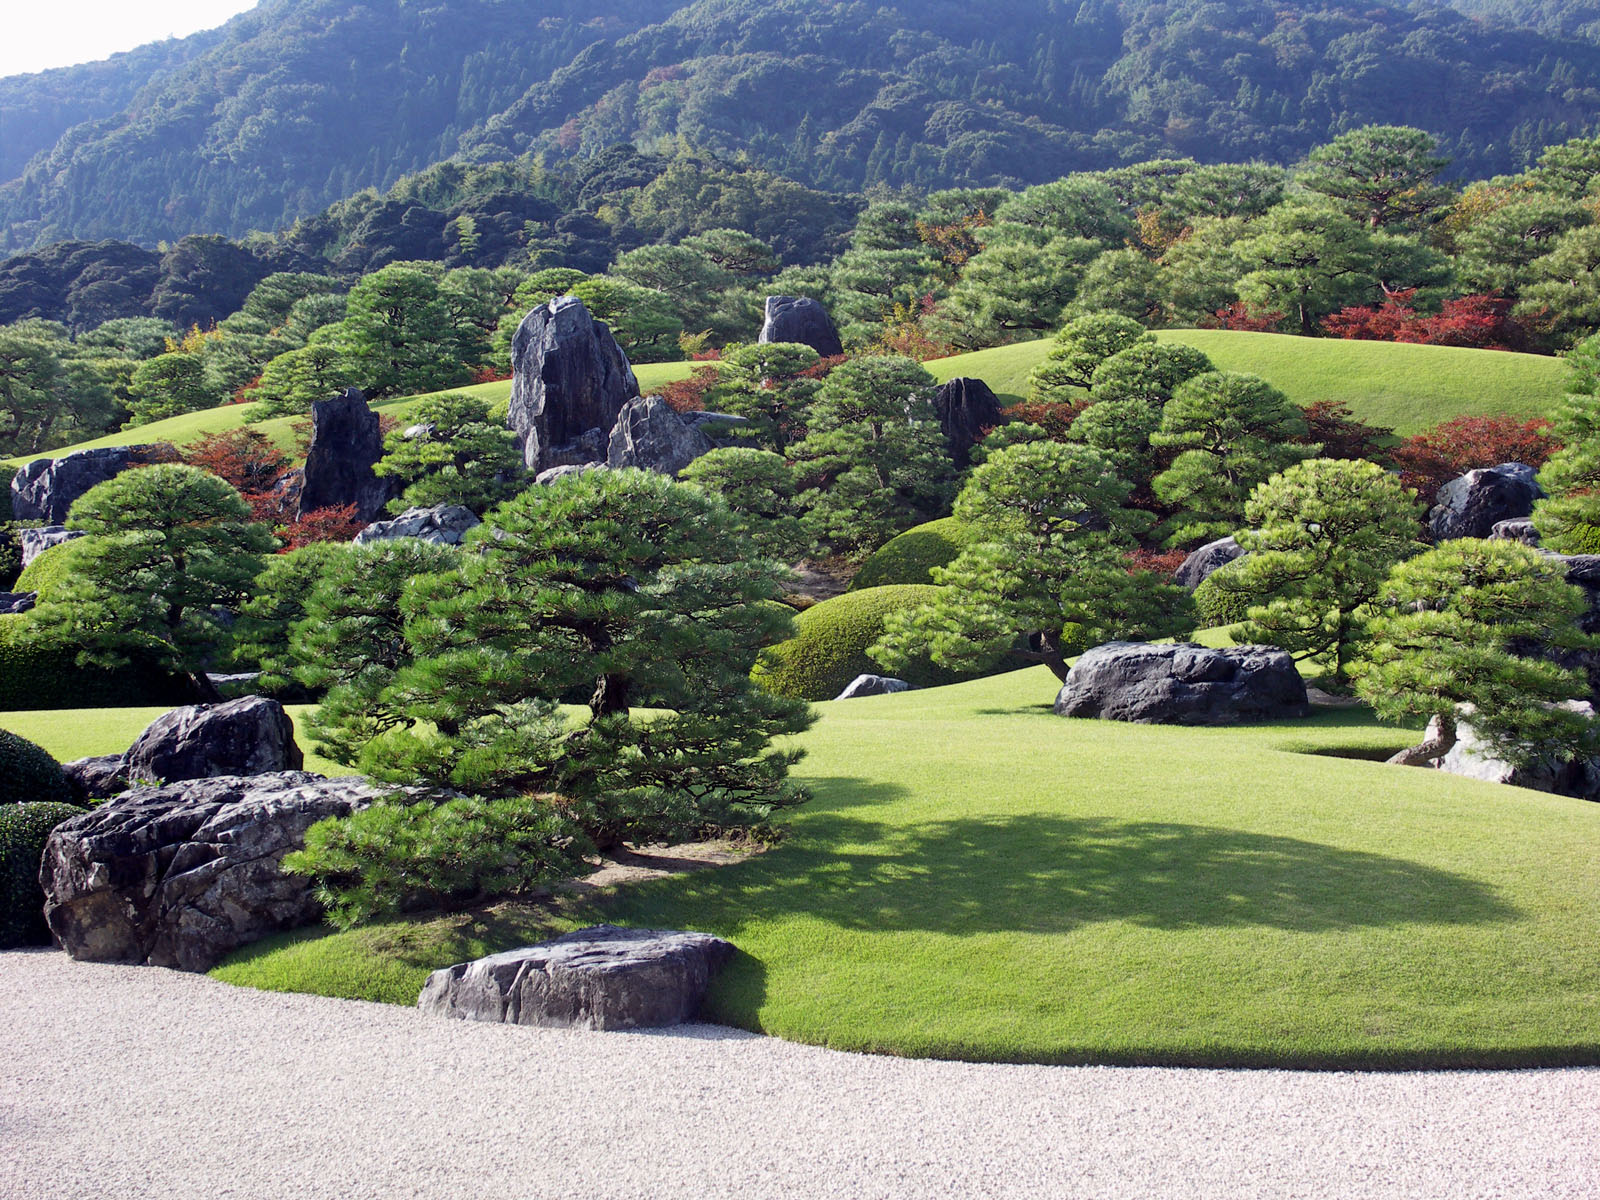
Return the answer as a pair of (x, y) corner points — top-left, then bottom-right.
(4, 949), (1598, 1200)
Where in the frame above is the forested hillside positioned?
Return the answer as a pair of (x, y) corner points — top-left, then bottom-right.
(4, 0), (1600, 250)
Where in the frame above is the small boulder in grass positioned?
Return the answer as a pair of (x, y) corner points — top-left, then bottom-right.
(419, 925), (736, 1030)
(834, 674), (911, 700)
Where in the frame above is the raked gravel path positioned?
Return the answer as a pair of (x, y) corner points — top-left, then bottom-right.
(4, 949), (1599, 1200)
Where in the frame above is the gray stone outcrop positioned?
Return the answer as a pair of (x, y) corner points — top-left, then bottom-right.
(418, 925), (736, 1030)
(758, 296), (843, 358)
(507, 296), (639, 472)
(1428, 462), (1544, 542)
(40, 772), (383, 971)
(931, 377), (1007, 468)
(297, 388), (395, 523)
(18, 525), (84, 568)
(122, 696), (303, 786)
(62, 754), (129, 802)
(1423, 704), (1600, 801)
(1490, 518), (1541, 546)
(0, 592), (35, 615)
(1054, 641), (1309, 725)
(1175, 536), (1246, 590)
(353, 505), (480, 546)
(606, 396), (714, 476)
(10, 445), (172, 524)
(834, 675), (911, 700)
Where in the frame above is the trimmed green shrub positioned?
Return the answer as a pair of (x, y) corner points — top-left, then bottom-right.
(850, 518), (970, 590)
(0, 728), (76, 806)
(1192, 561), (1254, 629)
(12, 537), (89, 601)
(753, 584), (973, 701)
(0, 615), (194, 711)
(1, 801), (86, 947)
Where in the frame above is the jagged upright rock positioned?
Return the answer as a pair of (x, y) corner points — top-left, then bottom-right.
(10, 445), (174, 524)
(297, 388), (394, 523)
(758, 296), (843, 358)
(508, 296), (639, 472)
(931, 377), (1007, 468)
(607, 396), (714, 476)
(1428, 463), (1544, 542)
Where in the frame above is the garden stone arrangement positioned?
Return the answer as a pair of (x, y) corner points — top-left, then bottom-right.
(40, 771), (386, 971)
(9, 444), (173, 524)
(419, 924), (736, 1030)
(353, 504), (481, 545)
(1427, 462), (1544, 542)
(296, 388), (395, 522)
(508, 294), (640, 472)
(1055, 642), (1310, 724)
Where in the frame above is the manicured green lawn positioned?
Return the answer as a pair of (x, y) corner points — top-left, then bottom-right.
(929, 331), (1569, 435)
(12, 668), (1600, 1068)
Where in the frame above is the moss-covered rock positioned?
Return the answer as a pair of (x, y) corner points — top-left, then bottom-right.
(1, 801), (87, 947)
(0, 615), (194, 711)
(850, 518), (970, 590)
(753, 584), (970, 701)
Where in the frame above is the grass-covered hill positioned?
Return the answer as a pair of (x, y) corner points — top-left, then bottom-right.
(5, 0), (1600, 250)
(4, 331), (1566, 469)
(9, 666), (1600, 1068)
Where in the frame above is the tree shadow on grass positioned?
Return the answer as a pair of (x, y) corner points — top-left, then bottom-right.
(630, 781), (1519, 939)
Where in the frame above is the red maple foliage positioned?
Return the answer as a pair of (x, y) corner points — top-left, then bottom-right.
(469, 366), (512, 384)
(274, 503), (364, 551)
(184, 428), (290, 495)
(1390, 415), (1558, 499)
(1326, 289), (1530, 351)
(1125, 547), (1189, 577)
(1001, 399), (1088, 440)
(1298, 401), (1393, 461)
(1203, 303), (1284, 332)
(658, 364), (722, 414)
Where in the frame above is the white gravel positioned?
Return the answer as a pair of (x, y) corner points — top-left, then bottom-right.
(4, 949), (1599, 1200)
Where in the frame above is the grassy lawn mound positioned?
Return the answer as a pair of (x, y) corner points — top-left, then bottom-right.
(10, 666), (1600, 1069)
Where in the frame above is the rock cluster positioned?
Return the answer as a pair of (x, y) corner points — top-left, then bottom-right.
(353, 504), (480, 546)
(40, 771), (382, 971)
(297, 388), (395, 523)
(1428, 462), (1543, 542)
(418, 925), (736, 1030)
(758, 295), (843, 358)
(1054, 641), (1309, 725)
(507, 296), (639, 472)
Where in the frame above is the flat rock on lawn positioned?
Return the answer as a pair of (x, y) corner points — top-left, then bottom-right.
(418, 924), (735, 1031)
(1055, 641), (1309, 725)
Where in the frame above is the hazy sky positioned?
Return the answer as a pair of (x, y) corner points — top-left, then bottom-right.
(0, 1), (260, 78)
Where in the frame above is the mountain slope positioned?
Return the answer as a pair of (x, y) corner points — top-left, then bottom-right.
(5, 0), (1600, 250)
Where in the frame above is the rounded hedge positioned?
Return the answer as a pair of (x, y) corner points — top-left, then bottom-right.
(753, 584), (970, 701)
(0, 728), (75, 807)
(12, 537), (89, 601)
(1, 801), (86, 947)
(0, 615), (194, 711)
(850, 518), (970, 590)
(1192, 561), (1255, 629)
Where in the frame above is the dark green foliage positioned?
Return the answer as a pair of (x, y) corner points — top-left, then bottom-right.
(676, 448), (807, 560)
(0, 615), (193, 711)
(850, 518), (970, 590)
(1, 801), (87, 947)
(11, 539), (86, 601)
(229, 542), (353, 694)
(0, 728), (75, 807)
(282, 794), (589, 931)
(374, 392), (522, 514)
(1028, 313), (1154, 402)
(752, 584), (967, 701)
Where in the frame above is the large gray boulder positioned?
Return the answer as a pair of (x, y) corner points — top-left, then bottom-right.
(10, 445), (172, 524)
(1423, 704), (1600, 800)
(40, 772), (382, 971)
(508, 296), (639, 472)
(1175, 536), (1246, 590)
(1054, 641), (1309, 725)
(297, 388), (395, 523)
(61, 754), (129, 802)
(758, 296), (843, 358)
(607, 396), (714, 476)
(18, 525), (84, 568)
(1428, 463), (1544, 542)
(353, 504), (480, 546)
(122, 696), (303, 786)
(931, 377), (1007, 468)
(418, 925), (736, 1030)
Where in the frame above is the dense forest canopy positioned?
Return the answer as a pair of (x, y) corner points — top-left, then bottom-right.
(4, 0), (1600, 250)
